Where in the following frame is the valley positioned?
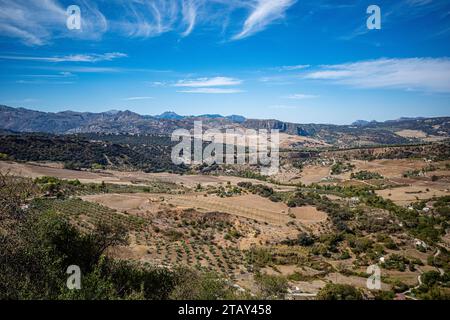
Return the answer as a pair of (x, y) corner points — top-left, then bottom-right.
(1, 106), (449, 300)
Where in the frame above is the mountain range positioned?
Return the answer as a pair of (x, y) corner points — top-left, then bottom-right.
(0, 105), (449, 147)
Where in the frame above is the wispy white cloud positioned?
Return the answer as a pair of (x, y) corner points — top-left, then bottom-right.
(0, 0), (296, 45)
(15, 71), (76, 85)
(284, 93), (318, 99)
(147, 81), (168, 87)
(0, 0), (64, 45)
(177, 88), (243, 94)
(181, 0), (198, 36)
(406, 0), (433, 6)
(275, 64), (310, 71)
(341, 0), (450, 41)
(0, 0), (107, 45)
(28, 66), (170, 75)
(16, 80), (74, 85)
(123, 96), (154, 101)
(232, 0), (296, 40)
(174, 76), (242, 87)
(174, 76), (243, 93)
(0, 52), (127, 63)
(115, 0), (178, 38)
(304, 58), (450, 93)
(21, 72), (74, 78)
(46, 66), (121, 73)
(5, 98), (39, 104)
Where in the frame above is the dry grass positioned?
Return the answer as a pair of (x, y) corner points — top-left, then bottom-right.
(395, 130), (427, 138)
(83, 193), (327, 226)
(376, 185), (449, 205)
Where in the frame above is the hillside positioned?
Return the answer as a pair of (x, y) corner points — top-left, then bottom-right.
(0, 132), (187, 173)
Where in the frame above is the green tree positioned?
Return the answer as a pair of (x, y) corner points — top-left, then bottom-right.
(254, 273), (288, 299)
(316, 284), (363, 300)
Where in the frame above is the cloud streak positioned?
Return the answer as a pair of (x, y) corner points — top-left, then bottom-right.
(0, 0), (107, 45)
(285, 93), (318, 99)
(304, 58), (450, 93)
(181, 0), (198, 36)
(173, 76), (243, 93)
(174, 76), (242, 87)
(275, 64), (310, 71)
(177, 88), (243, 94)
(123, 96), (154, 101)
(0, 52), (127, 63)
(232, 0), (296, 40)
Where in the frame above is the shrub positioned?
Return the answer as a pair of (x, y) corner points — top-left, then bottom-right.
(316, 284), (363, 300)
(331, 162), (355, 175)
(254, 273), (288, 299)
(351, 171), (383, 180)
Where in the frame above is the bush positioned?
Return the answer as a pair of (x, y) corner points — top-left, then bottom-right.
(391, 280), (409, 293)
(421, 271), (442, 287)
(254, 273), (288, 299)
(373, 290), (395, 300)
(297, 233), (315, 246)
(349, 237), (373, 254)
(248, 247), (273, 268)
(351, 171), (383, 180)
(382, 254), (408, 272)
(316, 284), (363, 300)
(331, 162), (355, 175)
(170, 269), (236, 300)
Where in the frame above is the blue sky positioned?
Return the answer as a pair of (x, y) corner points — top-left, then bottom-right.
(0, 0), (449, 124)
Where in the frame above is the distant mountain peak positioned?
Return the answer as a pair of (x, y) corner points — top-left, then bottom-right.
(352, 120), (370, 126)
(226, 114), (246, 123)
(104, 109), (121, 115)
(387, 116), (425, 123)
(352, 120), (378, 126)
(194, 114), (246, 123)
(197, 114), (224, 119)
(155, 111), (184, 120)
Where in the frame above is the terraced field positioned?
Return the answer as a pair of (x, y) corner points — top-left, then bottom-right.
(32, 197), (149, 232)
(82, 193), (328, 226)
